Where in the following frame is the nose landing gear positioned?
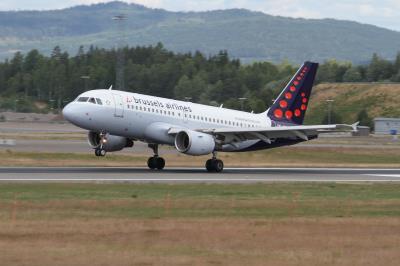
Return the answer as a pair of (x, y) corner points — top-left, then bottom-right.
(95, 148), (106, 157)
(206, 152), (224, 173)
(94, 132), (107, 157)
(147, 144), (165, 170)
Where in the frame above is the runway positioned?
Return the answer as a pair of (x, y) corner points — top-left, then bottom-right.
(0, 167), (400, 183)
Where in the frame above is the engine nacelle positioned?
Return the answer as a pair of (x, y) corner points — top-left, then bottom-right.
(174, 130), (215, 156)
(88, 132), (133, 152)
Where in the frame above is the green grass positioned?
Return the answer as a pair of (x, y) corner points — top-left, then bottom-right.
(1, 183), (400, 219)
(0, 150), (146, 162)
(2, 147), (400, 166)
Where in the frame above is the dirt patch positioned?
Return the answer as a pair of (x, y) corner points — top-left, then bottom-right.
(0, 218), (399, 266)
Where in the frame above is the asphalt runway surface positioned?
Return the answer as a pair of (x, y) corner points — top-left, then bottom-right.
(0, 167), (400, 183)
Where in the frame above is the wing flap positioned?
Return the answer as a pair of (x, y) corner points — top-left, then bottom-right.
(199, 123), (356, 142)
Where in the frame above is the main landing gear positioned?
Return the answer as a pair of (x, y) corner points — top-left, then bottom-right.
(147, 144), (165, 170)
(206, 152), (224, 173)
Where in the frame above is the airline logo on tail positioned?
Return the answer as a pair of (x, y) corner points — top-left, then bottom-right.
(268, 62), (319, 125)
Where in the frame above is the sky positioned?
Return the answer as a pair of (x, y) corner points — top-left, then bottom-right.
(0, 0), (399, 32)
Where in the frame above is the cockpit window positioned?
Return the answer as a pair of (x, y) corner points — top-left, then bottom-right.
(88, 98), (96, 104)
(96, 98), (103, 105)
(77, 97), (89, 102)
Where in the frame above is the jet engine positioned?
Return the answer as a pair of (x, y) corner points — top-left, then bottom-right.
(88, 132), (133, 152)
(174, 130), (215, 156)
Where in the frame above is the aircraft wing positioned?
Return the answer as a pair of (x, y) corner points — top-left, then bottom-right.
(196, 123), (358, 143)
(168, 123), (357, 144)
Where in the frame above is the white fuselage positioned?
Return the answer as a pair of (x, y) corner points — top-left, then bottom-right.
(63, 89), (273, 152)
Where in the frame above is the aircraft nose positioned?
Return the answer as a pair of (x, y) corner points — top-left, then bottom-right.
(62, 103), (79, 124)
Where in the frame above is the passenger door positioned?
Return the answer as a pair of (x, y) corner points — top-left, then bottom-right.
(112, 93), (124, 118)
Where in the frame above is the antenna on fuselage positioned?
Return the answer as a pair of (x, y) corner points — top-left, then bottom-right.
(108, 85), (113, 91)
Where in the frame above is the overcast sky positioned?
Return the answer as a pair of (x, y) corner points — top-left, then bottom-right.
(1, 0), (399, 31)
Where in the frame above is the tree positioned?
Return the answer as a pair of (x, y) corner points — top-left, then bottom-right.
(356, 109), (373, 129)
(343, 67), (362, 82)
(174, 74), (207, 102)
(366, 53), (393, 81)
(395, 52), (400, 72)
(391, 70), (400, 82)
(316, 60), (351, 83)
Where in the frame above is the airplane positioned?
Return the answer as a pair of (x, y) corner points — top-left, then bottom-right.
(62, 62), (357, 172)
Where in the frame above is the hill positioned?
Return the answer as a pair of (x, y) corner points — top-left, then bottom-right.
(306, 83), (400, 124)
(0, 1), (400, 63)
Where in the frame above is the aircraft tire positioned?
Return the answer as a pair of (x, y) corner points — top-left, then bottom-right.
(206, 159), (214, 172)
(147, 157), (156, 169)
(214, 159), (224, 173)
(206, 159), (224, 173)
(156, 157), (165, 170)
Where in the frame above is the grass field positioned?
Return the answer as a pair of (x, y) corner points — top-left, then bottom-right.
(1, 145), (400, 167)
(0, 183), (399, 265)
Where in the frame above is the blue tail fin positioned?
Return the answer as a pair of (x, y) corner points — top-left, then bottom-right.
(267, 61), (318, 125)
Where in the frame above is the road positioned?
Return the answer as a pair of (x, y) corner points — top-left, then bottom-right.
(0, 167), (400, 183)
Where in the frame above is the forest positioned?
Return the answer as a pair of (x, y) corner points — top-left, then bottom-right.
(0, 43), (399, 115)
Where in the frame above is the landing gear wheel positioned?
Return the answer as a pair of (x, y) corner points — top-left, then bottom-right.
(147, 144), (165, 170)
(156, 157), (165, 170)
(147, 157), (156, 169)
(206, 159), (224, 173)
(206, 159), (213, 172)
(95, 149), (106, 157)
(213, 159), (224, 173)
(147, 157), (165, 170)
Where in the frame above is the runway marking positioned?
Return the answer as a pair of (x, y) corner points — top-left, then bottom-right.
(1, 179), (400, 182)
(1, 167), (400, 171)
(365, 174), (400, 178)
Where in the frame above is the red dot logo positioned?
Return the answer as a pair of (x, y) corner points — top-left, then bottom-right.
(297, 76), (302, 81)
(302, 98), (308, 103)
(293, 81), (299, 86)
(301, 104), (307, 111)
(285, 92), (292, 99)
(285, 110), (293, 119)
(279, 100), (288, 108)
(301, 92), (306, 97)
(294, 109), (301, 117)
(274, 109), (283, 118)
(290, 86), (296, 92)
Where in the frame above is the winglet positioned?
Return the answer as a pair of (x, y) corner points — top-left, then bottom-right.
(108, 85), (113, 91)
(352, 121), (360, 132)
